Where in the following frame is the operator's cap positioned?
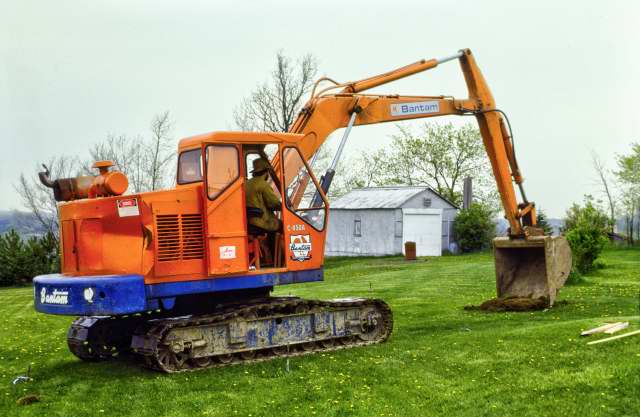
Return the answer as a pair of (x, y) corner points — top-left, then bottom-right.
(251, 158), (270, 173)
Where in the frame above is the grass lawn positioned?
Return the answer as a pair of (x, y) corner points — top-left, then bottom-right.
(0, 247), (638, 417)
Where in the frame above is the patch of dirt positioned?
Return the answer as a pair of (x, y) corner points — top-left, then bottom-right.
(464, 296), (550, 312)
(16, 394), (40, 406)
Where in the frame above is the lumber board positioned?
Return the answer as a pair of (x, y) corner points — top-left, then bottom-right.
(587, 329), (640, 345)
(604, 322), (629, 335)
(581, 323), (618, 336)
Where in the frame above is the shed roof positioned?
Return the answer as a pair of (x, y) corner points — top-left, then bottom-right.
(330, 186), (458, 209)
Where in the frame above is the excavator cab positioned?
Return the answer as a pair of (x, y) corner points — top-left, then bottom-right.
(190, 133), (328, 276)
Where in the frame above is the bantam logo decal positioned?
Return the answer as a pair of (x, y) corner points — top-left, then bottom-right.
(40, 287), (69, 305)
(390, 100), (440, 117)
(289, 234), (312, 261)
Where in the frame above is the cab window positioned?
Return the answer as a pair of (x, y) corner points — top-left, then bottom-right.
(206, 145), (239, 199)
(177, 149), (203, 184)
(245, 144), (279, 180)
(283, 147), (326, 231)
(244, 144), (281, 195)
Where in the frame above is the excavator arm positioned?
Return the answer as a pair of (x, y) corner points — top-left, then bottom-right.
(287, 49), (571, 305)
(289, 49), (532, 237)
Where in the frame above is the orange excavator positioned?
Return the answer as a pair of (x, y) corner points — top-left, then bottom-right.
(34, 49), (571, 372)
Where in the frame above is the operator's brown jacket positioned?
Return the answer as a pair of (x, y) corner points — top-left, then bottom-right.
(245, 174), (281, 232)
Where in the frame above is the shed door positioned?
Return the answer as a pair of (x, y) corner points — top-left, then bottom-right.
(402, 208), (442, 257)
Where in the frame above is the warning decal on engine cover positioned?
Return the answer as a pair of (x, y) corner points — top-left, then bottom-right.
(117, 198), (140, 217)
(390, 100), (440, 117)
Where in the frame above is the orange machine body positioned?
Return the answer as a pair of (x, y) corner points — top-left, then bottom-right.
(58, 131), (327, 286)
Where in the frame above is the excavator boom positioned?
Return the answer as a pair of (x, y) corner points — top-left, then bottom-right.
(289, 48), (571, 304)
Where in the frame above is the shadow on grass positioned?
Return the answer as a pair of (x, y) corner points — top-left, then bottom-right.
(43, 353), (155, 379)
(42, 351), (295, 381)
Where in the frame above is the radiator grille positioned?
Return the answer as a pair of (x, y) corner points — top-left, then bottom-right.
(156, 214), (205, 262)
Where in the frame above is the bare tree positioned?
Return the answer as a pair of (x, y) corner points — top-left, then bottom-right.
(15, 156), (81, 240)
(146, 111), (175, 190)
(592, 152), (616, 234)
(16, 112), (176, 239)
(86, 134), (146, 193)
(234, 52), (318, 132)
(86, 111), (175, 192)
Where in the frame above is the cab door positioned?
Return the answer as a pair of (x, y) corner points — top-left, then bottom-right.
(203, 143), (248, 275)
(281, 146), (328, 271)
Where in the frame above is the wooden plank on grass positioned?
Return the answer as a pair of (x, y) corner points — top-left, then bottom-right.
(581, 323), (618, 336)
(604, 322), (629, 335)
(587, 329), (640, 345)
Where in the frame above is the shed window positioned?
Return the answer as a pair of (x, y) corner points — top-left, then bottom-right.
(423, 198), (432, 208)
(353, 219), (362, 237)
(394, 220), (403, 238)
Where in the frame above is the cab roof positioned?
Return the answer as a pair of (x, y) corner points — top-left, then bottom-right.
(178, 131), (305, 151)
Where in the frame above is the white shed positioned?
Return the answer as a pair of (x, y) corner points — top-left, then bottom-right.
(326, 186), (459, 257)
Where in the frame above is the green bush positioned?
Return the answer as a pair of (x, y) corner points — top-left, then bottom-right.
(563, 199), (610, 274)
(0, 230), (59, 286)
(454, 203), (496, 253)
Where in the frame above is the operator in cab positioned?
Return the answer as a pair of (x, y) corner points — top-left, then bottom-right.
(245, 158), (282, 232)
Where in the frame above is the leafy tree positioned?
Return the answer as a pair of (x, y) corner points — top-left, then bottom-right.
(24, 232), (59, 278)
(356, 123), (499, 209)
(0, 230), (59, 286)
(0, 230), (26, 285)
(619, 187), (638, 244)
(453, 203), (496, 253)
(563, 197), (610, 274)
(615, 142), (640, 243)
(309, 144), (382, 199)
(616, 142), (640, 184)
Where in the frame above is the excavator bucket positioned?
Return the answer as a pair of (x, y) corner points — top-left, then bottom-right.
(493, 236), (572, 306)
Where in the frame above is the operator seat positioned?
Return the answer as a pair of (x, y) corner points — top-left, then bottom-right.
(246, 207), (267, 269)
(246, 207), (282, 269)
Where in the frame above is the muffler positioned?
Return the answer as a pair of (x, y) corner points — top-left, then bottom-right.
(493, 236), (572, 306)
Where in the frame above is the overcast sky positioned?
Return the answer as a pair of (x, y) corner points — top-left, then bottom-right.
(1, 0), (638, 217)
